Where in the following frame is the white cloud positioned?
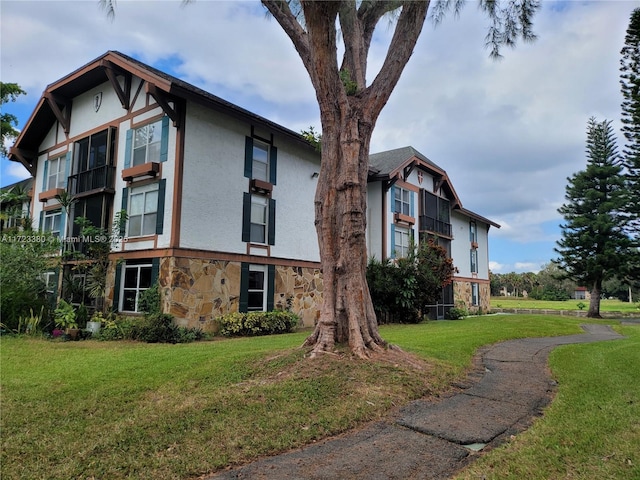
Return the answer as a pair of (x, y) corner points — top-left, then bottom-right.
(0, 0), (632, 269)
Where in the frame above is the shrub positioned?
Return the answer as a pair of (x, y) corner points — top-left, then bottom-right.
(218, 311), (299, 337)
(138, 283), (161, 316)
(445, 307), (467, 320)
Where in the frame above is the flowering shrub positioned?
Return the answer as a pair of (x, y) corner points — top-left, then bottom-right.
(218, 311), (299, 337)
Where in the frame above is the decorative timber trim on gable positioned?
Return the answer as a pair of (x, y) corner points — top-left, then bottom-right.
(44, 92), (71, 134)
(101, 59), (132, 110)
(146, 83), (181, 127)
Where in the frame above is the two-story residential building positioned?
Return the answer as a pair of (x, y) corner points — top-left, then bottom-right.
(8, 51), (497, 327)
(367, 146), (499, 317)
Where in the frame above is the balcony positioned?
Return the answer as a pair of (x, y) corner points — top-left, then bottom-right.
(419, 215), (452, 237)
(68, 165), (116, 195)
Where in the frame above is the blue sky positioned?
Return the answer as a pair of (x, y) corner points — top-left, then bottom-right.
(1, 0), (634, 273)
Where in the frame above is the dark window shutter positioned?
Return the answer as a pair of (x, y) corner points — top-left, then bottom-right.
(41, 160), (49, 190)
(267, 198), (276, 245)
(267, 264), (275, 311)
(156, 179), (166, 234)
(242, 193), (251, 242)
(151, 257), (160, 284)
(124, 129), (133, 169)
(120, 187), (129, 236)
(269, 145), (277, 185)
(160, 116), (170, 162)
(39, 211), (45, 231)
(112, 263), (122, 313)
(244, 136), (253, 178)
(239, 262), (249, 313)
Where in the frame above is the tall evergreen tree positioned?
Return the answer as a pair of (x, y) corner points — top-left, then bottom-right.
(555, 118), (630, 317)
(621, 8), (640, 235)
(620, 7), (640, 293)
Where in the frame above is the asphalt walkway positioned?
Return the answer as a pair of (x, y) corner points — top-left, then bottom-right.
(209, 324), (624, 480)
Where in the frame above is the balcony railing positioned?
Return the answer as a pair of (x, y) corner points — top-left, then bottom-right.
(68, 165), (116, 195)
(419, 215), (452, 237)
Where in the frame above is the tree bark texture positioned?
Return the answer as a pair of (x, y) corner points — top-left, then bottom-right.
(262, 0), (429, 357)
(588, 280), (602, 318)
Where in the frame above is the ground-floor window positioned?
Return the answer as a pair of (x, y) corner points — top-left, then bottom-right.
(240, 263), (275, 313)
(471, 282), (479, 306)
(121, 260), (153, 312)
(248, 264), (267, 311)
(393, 225), (411, 258)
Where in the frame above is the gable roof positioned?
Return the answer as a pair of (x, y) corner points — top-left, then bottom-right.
(9, 50), (314, 173)
(368, 146), (500, 229)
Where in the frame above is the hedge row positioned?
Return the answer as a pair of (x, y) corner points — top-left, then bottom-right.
(217, 311), (299, 336)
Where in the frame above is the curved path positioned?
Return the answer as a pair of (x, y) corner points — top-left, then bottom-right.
(210, 324), (624, 480)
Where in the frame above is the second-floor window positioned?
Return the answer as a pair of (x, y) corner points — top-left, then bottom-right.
(242, 193), (276, 245)
(251, 141), (270, 182)
(47, 156), (66, 190)
(470, 249), (478, 274)
(394, 187), (411, 216)
(244, 136), (277, 184)
(128, 183), (158, 237)
(75, 130), (108, 172)
(43, 209), (62, 237)
(470, 221), (477, 243)
(394, 226), (411, 258)
(250, 195), (268, 244)
(133, 119), (163, 166)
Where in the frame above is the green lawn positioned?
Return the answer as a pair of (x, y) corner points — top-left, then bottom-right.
(491, 296), (640, 313)
(1, 316), (637, 480)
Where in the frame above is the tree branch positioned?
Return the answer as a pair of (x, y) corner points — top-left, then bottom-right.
(363, 1), (430, 119)
(261, 1), (313, 78)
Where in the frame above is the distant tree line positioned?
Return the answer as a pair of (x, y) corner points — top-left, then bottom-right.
(490, 262), (638, 303)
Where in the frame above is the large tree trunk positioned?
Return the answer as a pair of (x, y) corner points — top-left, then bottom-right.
(587, 280), (602, 318)
(302, 104), (386, 358)
(262, 0), (429, 357)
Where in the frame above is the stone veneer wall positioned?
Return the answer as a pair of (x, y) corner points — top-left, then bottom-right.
(274, 265), (323, 327)
(159, 257), (323, 330)
(104, 257), (323, 329)
(453, 280), (491, 313)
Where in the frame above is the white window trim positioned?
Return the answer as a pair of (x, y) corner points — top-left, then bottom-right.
(394, 187), (411, 216)
(394, 226), (411, 258)
(127, 183), (158, 238)
(120, 262), (153, 313)
(43, 209), (62, 237)
(47, 156), (65, 191)
(471, 282), (480, 306)
(248, 264), (267, 312)
(132, 119), (163, 167)
(250, 195), (268, 244)
(252, 140), (270, 182)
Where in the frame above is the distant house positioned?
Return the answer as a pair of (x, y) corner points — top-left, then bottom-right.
(8, 51), (499, 327)
(574, 287), (590, 300)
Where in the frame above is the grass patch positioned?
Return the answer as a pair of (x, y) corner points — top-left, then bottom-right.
(492, 296), (640, 313)
(456, 324), (640, 480)
(1, 316), (633, 479)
